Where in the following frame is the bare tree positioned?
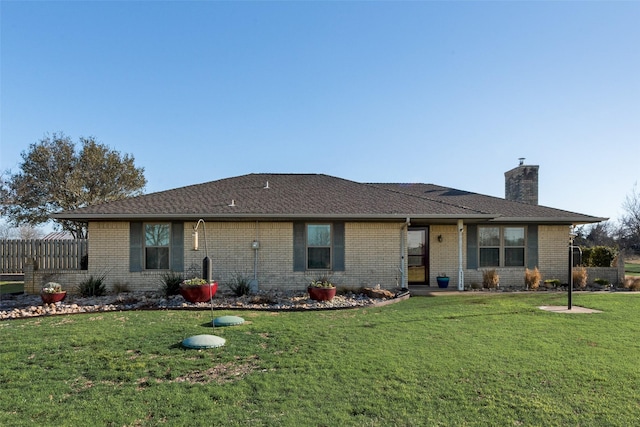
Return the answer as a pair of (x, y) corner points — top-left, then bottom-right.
(0, 220), (44, 239)
(0, 221), (18, 239)
(19, 225), (45, 240)
(575, 222), (616, 247)
(619, 182), (640, 253)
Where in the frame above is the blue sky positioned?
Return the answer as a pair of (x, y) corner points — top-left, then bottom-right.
(1, 1), (639, 229)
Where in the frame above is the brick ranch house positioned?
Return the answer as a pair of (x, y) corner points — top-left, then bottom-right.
(26, 163), (607, 294)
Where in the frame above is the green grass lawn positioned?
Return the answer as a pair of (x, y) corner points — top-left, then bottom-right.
(0, 281), (24, 295)
(625, 262), (640, 276)
(1, 293), (638, 426)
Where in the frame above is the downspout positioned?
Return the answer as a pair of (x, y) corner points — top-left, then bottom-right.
(457, 219), (464, 291)
(400, 217), (410, 290)
(250, 221), (260, 293)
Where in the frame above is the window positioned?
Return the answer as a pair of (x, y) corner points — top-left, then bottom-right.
(293, 222), (344, 272)
(307, 224), (331, 269)
(479, 226), (525, 267)
(504, 227), (525, 266)
(144, 223), (170, 269)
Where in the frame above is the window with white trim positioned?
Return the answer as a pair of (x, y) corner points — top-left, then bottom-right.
(479, 226), (525, 267)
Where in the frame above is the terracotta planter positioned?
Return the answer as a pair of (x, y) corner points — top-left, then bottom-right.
(307, 286), (336, 301)
(179, 282), (218, 303)
(41, 291), (67, 304)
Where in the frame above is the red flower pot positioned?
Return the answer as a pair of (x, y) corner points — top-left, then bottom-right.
(179, 282), (218, 303)
(307, 286), (336, 301)
(41, 291), (67, 304)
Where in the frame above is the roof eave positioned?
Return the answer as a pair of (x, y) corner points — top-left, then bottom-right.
(490, 216), (608, 224)
(52, 213), (500, 221)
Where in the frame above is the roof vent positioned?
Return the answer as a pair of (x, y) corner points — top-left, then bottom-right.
(519, 157), (525, 166)
(264, 180), (270, 189)
(228, 199), (236, 207)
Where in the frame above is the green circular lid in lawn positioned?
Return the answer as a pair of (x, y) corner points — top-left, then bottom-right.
(182, 334), (226, 349)
(213, 315), (245, 327)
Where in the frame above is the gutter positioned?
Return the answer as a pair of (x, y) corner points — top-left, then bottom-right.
(400, 217), (410, 290)
(489, 216), (608, 224)
(52, 212), (500, 222)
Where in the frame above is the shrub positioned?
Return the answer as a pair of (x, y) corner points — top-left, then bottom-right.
(594, 278), (610, 287)
(544, 279), (561, 289)
(581, 246), (617, 267)
(77, 275), (107, 297)
(159, 271), (183, 297)
(572, 267), (588, 289)
(228, 273), (252, 297)
(525, 267), (541, 290)
(482, 269), (499, 289)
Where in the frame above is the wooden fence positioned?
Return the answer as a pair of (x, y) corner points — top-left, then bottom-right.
(0, 239), (88, 273)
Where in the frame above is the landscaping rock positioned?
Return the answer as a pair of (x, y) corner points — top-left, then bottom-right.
(0, 289), (389, 321)
(363, 287), (395, 299)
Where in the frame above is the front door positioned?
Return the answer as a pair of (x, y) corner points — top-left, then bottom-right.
(408, 227), (429, 286)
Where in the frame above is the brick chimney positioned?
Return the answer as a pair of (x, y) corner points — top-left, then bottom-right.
(505, 159), (539, 205)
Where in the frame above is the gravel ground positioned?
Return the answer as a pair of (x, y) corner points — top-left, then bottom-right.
(0, 290), (391, 321)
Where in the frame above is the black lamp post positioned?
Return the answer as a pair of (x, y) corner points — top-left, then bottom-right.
(568, 228), (577, 310)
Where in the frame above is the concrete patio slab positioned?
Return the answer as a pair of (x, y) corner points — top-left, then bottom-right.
(538, 305), (602, 314)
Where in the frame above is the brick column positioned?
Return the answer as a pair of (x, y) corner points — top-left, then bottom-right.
(23, 258), (38, 295)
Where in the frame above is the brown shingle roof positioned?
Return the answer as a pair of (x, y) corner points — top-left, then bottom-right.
(53, 173), (603, 224)
(371, 183), (603, 223)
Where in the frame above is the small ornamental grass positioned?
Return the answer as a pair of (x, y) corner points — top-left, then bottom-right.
(159, 271), (183, 297)
(482, 269), (499, 289)
(227, 273), (252, 297)
(572, 267), (588, 289)
(624, 276), (640, 290)
(77, 274), (106, 297)
(524, 267), (541, 290)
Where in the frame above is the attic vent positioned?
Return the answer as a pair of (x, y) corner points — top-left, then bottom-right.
(228, 199), (236, 207)
(264, 180), (270, 189)
(518, 157), (525, 166)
